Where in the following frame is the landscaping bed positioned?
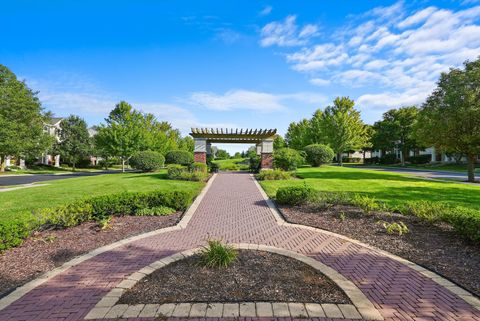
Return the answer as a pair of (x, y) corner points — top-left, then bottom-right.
(0, 212), (181, 298)
(118, 250), (351, 304)
(279, 204), (480, 297)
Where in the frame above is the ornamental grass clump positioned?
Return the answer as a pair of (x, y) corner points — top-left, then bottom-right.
(199, 239), (237, 268)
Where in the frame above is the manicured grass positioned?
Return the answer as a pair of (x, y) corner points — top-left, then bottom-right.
(259, 166), (480, 210)
(212, 158), (249, 171)
(353, 163), (480, 173)
(0, 170), (204, 224)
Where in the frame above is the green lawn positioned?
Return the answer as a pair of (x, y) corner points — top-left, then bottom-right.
(212, 158), (249, 171)
(259, 166), (480, 210)
(352, 163), (480, 173)
(0, 170), (204, 224)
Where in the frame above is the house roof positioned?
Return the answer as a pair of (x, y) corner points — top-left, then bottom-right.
(47, 117), (63, 125)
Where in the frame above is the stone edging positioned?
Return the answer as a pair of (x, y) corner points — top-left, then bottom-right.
(251, 175), (480, 312)
(0, 173), (217, 311)
(84, 245), (383, 320)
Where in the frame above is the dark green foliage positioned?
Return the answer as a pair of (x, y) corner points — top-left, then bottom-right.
(209, 162), (219, 173)
(445, 207), (480, 243)
(136, 206), (176, 216)
(199, 239), (237, 268)
(54, 115), (91, 170)
(167, 164), (208, 181)
(165, 150), (194, 165)
(276, 185), (316, 205)
(0, 190), (192, 251)
(407, 154), (431, 164)
(249, 155), (261, 173)
(379, 154), (399, 164)
(273, 148), (304, 171)
(190, 162), (208, 173)
(130, 150), (165, 172)
(304, 144), (335, 166)
(256, 169), (292, 180)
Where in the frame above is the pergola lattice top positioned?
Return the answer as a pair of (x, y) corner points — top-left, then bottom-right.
(190, 128), (277, 143)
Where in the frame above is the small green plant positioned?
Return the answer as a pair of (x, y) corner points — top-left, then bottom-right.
(199, 239), (237, 268)
(136, 206), (176, 216)
(379, 221), (409, 236)
(339, 212), (346, 222)
(97, 216), (112, 230)
(400, 201), (448, 223)
(351, 194), (380, 214)
(276, 184), (317, 205)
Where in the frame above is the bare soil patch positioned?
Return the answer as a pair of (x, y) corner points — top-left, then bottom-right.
(119, 250), (351, 304)
(280, 204), (480, 297)
(0, 213), (181, 298)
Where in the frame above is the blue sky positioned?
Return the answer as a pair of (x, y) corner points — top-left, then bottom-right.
(2, 0), (480, 153)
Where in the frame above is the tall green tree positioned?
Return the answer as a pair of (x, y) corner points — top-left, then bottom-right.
(55, 115), (91, 171)
(322, 97), (367, 166)
(273, 135), (286, 150)
(309, 109), (326, 144)
(0, 65), (53, 170)
(95, 101), (146, 172)
(415, 58), (480, 182)
(285, 119), (311, 150)
(373, 106), (420, 165)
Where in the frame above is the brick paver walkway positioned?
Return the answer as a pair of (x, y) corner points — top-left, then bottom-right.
(0, 172), (479, 321)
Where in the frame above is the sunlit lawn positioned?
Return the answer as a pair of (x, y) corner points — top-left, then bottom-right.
(0, 170), (204, 224)
(259, 166), (480, 210)
(212, 158), (249, 170)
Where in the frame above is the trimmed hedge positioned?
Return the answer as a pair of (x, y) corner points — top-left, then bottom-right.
(276, 185), (316, 205)
(255, 169), (292, 181)
(273, 148), (304, 171)
(165, 150), (194, 166)
(0, 189), (192, 251)
(167, 164), (208, 181)
(304, 144), (334, 167)
(130, 151), (165, 172)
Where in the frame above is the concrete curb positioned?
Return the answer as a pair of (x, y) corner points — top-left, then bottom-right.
(251, 174), (480, 313)
(0, 174), (217, 312)
(85, 244), (382, 320)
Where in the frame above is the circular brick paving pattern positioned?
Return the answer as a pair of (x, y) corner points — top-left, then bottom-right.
(0, 172), (479, 321)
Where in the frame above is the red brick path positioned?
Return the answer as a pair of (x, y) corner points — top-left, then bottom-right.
(0, 172), (479, 321)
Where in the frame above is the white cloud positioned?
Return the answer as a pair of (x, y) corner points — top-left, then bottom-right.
(262, 1), (480, 118)
(260, 15), (318, 47)
(215, 28), (242, 44)
(259, 5), (272, 16)
(310, 78), (331, 86)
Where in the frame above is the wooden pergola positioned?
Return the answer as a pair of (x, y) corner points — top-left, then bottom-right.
(190, 128), (277, 169)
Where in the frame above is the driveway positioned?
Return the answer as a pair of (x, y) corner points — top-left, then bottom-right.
(0, 170), (124, 186)
(349, 165), (472, 182)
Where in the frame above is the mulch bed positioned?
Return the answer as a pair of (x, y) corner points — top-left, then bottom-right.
(119, 250), (351, 304)
(0, 212), (182, 298)
(280, 204), (480, 297)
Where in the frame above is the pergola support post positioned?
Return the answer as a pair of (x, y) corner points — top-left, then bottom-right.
(260, 139), (274, 169)
(194, 138), (207, 164)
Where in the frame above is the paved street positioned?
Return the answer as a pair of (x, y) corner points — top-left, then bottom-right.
(0, 170), (124, 187)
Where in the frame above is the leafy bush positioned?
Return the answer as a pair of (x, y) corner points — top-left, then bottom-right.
(136, 206), (176, 216)
(199, 239), (237, 268)
(445, 207), (480, 243)
(342, 157), (362, 163)
(400, 201), (448, 222)
(304, 144), (335, 167)
(209, 162), (219, 173)
(276, 185), (316, 205)
(379, 153), (399, 164)
(273, 148), (304, 171)
(256, 169), (292, 180)
(249, 155), (261, 173)
(190, 162), (208, 174)
(408, 154), (431, 164)
(165, 150), (194, 166)
(130, 151), (165, 172)
(0, 220), (34, 251)
(220, 163), (240, 171)
(167, 164), (208, 181)
(364, 156), (379, 164)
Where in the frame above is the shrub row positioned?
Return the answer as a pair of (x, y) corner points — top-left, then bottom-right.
(0, 189), (192, 251)
(255, 169), (293, 181)
(167, 163), (208, 181)
(165, 150), (194, 166)
(275, 185), (480, 243)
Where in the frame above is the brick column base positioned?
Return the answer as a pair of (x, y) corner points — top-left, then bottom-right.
(261, 153), (273, 169)
(194, 152), (207, 163)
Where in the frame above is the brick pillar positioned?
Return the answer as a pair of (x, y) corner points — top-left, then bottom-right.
(194, 152), (206, 163)
(260, 138), (274, 169)
(194, 138), (207, 164)
(261, 153), (273, 169)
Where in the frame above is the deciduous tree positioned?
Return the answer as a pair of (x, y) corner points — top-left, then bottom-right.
(55, 115), (91, 171)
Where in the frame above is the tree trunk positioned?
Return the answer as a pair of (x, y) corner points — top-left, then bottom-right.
(337, 153), (343, 166)
(467, 154), (476, 183)
(72, 161), (76, 172)
(363, 150), (366, 163)
(401, 148), (407, 166)
(121, 158), (125, 172)
(0, 156), (5, 172)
